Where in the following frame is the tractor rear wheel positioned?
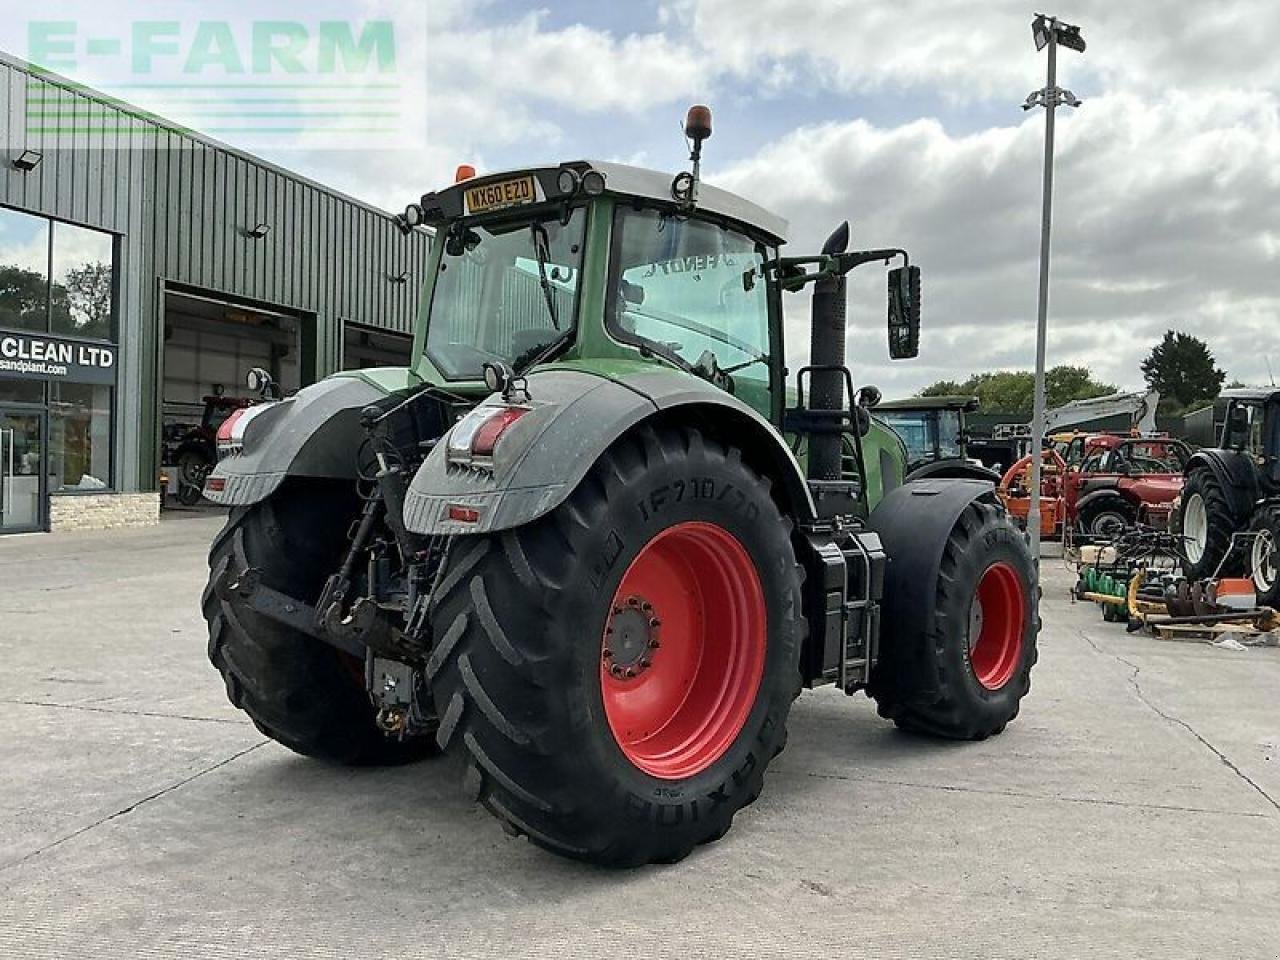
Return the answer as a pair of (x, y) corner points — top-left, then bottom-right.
(1249, 505), (1280, 607)
(1180, 469), (1240, 580)
(425, 425), (804, 866)
(871, 499), (1038, 740)
(203, 483), (437, 765)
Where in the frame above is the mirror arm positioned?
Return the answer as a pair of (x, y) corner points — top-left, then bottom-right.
(831, 247), (909, 274)
(770, 248), (909, 292)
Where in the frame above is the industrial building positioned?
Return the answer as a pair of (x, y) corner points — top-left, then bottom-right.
(0, 52), (431, 534)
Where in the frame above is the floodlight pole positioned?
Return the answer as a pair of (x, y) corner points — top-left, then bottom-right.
(1024, 14), (1082, 567)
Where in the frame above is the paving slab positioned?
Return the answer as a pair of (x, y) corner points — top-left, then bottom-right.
(1, 519), (1277, 959)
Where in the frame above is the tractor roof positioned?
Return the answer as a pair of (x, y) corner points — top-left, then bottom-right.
(585, 161), (788, 242)
(877, 395), (980, 413)
(1220, 387), (1280, 403)
(420, 161), (789, 244)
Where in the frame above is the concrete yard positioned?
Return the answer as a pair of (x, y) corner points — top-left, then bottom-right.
(1, 516), (1277, 959)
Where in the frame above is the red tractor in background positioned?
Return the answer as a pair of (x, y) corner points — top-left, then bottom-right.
(1000, 433), (1189, 538)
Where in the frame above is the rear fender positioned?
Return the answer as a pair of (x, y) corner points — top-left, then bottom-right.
(204, 377), (389, 506)
(402, 368), (815, 535)
(865, 478), (1000, 697)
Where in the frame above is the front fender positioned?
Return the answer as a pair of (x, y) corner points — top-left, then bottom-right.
(402, 366), (815, 536)
(866, 478), (1000, 696)
(204, 377), (389, 506)
(905, 459), (1001, 484)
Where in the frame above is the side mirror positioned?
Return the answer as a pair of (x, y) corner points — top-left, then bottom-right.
(1226, 406), (1250, 448)
(855, 384), (882, 409)
(887, 265), (920, 360)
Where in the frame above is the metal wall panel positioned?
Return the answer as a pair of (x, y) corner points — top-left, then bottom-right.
(0, 55), (432, 492)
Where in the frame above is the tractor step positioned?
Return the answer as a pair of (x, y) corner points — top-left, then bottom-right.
(800, 527), (885, 690)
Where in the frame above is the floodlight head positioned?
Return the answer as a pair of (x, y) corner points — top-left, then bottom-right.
(1031, 15), (1050, 51)
(1031, 14), (1086, 53)
(247, 222), (271, 239)
(13, 149), (42, 171)
(1056, 22), (1086, 53)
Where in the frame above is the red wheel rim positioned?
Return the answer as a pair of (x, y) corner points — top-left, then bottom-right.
(969, 562), (1026, 690)
(600, 521), (767, 780)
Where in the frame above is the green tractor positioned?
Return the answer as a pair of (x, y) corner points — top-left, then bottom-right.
(202, 108), (1038, 867)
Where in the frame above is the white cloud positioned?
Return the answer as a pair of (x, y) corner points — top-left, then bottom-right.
(715, 88), (1280, 396)
(57, 0), (1274, 398)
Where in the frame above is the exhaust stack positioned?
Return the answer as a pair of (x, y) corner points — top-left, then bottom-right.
(807, 221), (851, 483)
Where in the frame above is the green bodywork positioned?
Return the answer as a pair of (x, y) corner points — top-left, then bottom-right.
(337, 190), (907, 514)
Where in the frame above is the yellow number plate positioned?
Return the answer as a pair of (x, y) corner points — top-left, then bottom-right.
(464, 175), (537, 215)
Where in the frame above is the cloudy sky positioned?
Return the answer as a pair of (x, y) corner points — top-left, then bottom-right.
(16, 1), (1280, 397)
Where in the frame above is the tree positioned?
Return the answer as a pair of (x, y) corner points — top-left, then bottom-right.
(916, 365), (1115, 414)
(0, 265), (51, 330)
(1140, 331), (1225, 415)
(55, 261), (113, 339)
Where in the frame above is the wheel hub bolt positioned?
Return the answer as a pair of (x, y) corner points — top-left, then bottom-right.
(603, 595), (661, 681)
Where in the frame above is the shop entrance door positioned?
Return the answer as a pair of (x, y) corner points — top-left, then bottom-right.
(0, 409), (45, 533)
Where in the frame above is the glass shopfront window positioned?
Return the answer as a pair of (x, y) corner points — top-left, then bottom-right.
(0, 379), (44, 404)
(50, 382), (113, 492)
(0, 208), (51, 333)
(52, 223), (115, 340)
(0, 206), (118, 529)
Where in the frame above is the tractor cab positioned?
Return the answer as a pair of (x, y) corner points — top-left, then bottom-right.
(403, 160), (789, 415)
(872, 395), (999, 482)
(1218, 389), (1280, 490)
(398, 141), (920, 515)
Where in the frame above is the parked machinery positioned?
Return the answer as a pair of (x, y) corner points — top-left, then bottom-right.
(873, 395), (1001, 482)
(1000, 433), (1189, 538)
(1177, 388), (1280, 605)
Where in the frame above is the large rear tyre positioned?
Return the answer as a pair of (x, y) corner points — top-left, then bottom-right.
(870, 499), (1039, 740)
(425, 425), (805, 866)
(202, 484), (437, 765)
(1180, 469), (1241, 580)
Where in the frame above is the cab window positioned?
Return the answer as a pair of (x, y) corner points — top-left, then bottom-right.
(607, 207), (773, 414)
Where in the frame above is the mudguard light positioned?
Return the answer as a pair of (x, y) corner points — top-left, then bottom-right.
(447, 406), (528, 465)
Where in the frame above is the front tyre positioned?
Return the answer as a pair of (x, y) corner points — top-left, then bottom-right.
(425, 425), (804, 867)
(871, 499), (1039, 740)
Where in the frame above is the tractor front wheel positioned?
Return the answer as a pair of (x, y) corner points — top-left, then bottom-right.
(425, 425), (804, 866)
(871, 499), (1039, 740)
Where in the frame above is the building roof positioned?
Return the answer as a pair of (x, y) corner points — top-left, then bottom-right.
(0, 50), (409, 226)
